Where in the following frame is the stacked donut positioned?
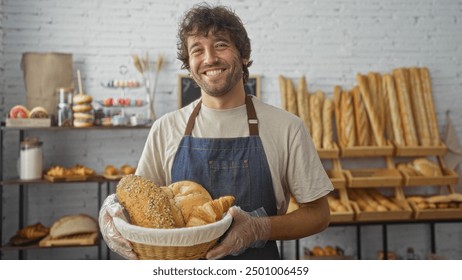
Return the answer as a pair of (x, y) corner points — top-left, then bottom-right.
(72, 94), (94, 127)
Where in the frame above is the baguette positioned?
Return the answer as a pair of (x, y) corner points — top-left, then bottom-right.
(419, 67), (440, 145)
(278, 75), (287, 111)
(342, 90), (356, 147)
(333, 86), (345, 147)
(356, 74), (385, 146)
(297, 76), (311, 133)
(322, 98), (334, 149)
(383, 74), (405, 146)
(393, 68), (418, 146)
(352, 86), (370, 146)
(409, 67), (431, 146)
(310, 93), (323, 149)
(286, 78), (298, 116)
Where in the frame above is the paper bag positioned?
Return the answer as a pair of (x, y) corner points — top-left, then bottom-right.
(21, 52), (74, 117)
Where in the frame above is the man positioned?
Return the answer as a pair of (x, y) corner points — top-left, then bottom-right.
(100, 3), (333, 260)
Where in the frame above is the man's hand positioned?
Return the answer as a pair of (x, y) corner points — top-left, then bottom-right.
(206, 206), (271, 260)
(99, 194), (138, 260)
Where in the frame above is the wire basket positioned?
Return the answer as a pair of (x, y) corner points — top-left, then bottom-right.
(114, 213), (232, 260)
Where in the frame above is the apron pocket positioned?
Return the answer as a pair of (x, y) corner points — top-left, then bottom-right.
(209, 159), (251, 210)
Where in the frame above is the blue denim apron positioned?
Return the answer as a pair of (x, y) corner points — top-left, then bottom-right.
(171, 95), (280, 260)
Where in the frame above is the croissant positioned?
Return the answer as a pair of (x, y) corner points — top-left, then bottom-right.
(186, 196), (235, 227)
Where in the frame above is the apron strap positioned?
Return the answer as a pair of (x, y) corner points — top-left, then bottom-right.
(246, 95), (259, 136)
(184, 95), (259, 136)
(184, 100), (202, 136)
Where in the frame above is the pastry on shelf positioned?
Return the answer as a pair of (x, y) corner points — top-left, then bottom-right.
(10, 222), (50, 246)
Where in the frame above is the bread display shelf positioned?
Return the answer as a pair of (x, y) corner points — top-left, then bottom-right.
(344, 168), (402, 188)
(408, 200), (462, 220)
(43, 174), (103, 182)
(329, 189), (354, 222)
(317, 143), (340, 159)
(39, 232), (98, 247)
(326, 169), (346, 189)
(394, 142), (448, 157)
(6, 118), (51, 128)
(350, 198), (412, 222)
(339, 143), (394, 157)
(401, 168), (458, 187)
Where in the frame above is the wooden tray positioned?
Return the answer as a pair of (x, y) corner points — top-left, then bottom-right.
(394, 142), (448, 157)
(408, 200), (462, 220)
(43, 174), (87, 182)
(326, 169), (346, 189)
(349, 187), (413, 221)
(339, 142), (394, 157)
(344, 168), (403, 188)
(329, 189), (354, 223)
(39, 232), (98, 247)
(402, 168), (458, 187)
(317, 143), (340, 159)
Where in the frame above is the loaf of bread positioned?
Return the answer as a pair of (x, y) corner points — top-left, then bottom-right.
(352, 87), (370, 146)
(17, 223), (49, 239)
(322, 98), (334, 149)
(278, 75), (287, 111)
(393, 68), (418, 146)
(297, 76), (311, 134)
(356, 74), (384, 146)
(310, 92), (323, 149)
(116, 175), (234, 229)
(409, 67), (431, 146)
(341, 90), (356, 147)
(383, 74), (405, 145)
(419, 67), (440, 145)
(412, 158), (442, 177)
(50, 214), (98, 239)
(286, 78), (298, 116)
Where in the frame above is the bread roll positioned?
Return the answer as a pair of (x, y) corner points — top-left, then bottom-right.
(412, 158), (442, 177)
(50, 214), (98, 239)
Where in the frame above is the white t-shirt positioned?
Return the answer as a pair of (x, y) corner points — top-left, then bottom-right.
(136, 96), (333, 214)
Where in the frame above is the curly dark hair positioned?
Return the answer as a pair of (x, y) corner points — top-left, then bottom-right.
(177, 3), (253, 83)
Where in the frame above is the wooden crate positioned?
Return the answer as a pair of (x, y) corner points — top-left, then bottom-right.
(349, 188), (412, 221)
(408, 200), (462, 220)
(344, 168), (403, 188)
(329, 189), (354, 223)
(6, 118), (51, 127)
(317, 143), (340, 159)
(339, 142), (394, 157)
(39, 232), (98, 247)
(394, 142), (448, 157)
(402, 168), (458, 187)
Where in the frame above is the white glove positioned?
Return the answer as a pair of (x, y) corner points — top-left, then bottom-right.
(99, 194), (138, 260)
(206, 206), (271, 260)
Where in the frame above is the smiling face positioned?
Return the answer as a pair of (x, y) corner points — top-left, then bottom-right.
(187, 31), (244, 98)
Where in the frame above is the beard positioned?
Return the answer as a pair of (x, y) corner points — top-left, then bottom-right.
(191, 59), (243, 97)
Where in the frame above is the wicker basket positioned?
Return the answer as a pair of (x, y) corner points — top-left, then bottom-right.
(114, 213), (232, 260)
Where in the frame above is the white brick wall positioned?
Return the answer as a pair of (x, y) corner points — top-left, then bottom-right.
(1, 0), (462, 259)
